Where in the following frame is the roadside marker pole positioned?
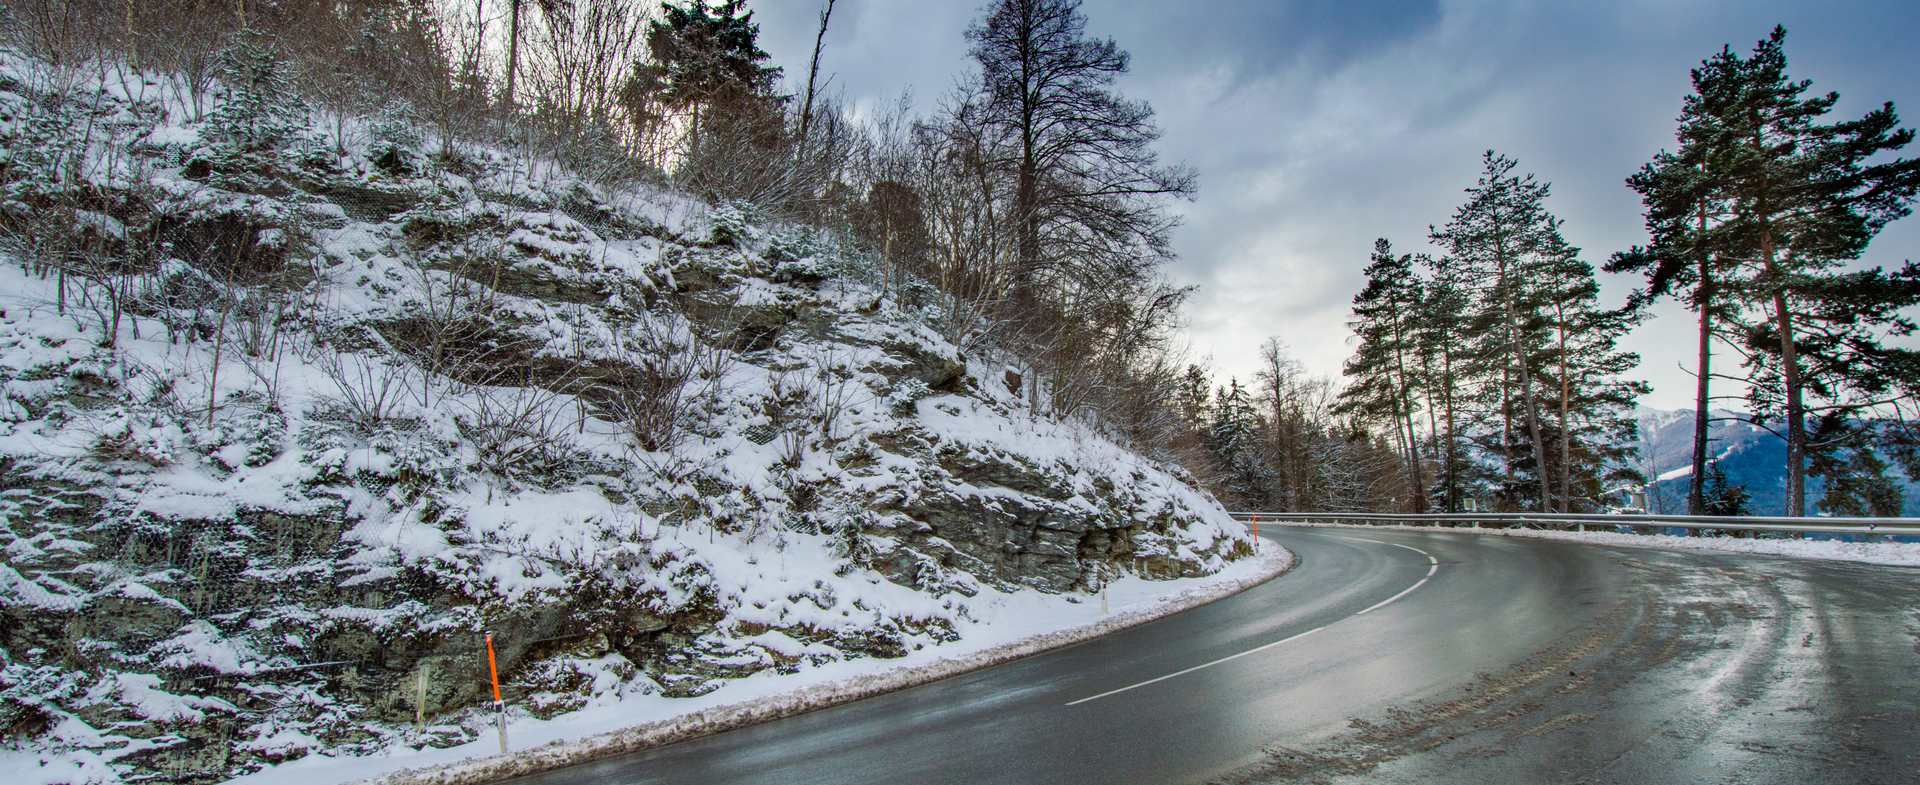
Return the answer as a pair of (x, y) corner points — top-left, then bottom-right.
(486, 634), (508, 754)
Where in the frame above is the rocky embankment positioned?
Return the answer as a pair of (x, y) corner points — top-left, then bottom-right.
(0, 62), (1249, 783)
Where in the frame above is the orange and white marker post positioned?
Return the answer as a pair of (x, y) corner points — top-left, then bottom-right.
(486, 633), (508, 754)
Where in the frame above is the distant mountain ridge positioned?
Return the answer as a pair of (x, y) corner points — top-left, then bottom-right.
(1631, 408), (1920, 517)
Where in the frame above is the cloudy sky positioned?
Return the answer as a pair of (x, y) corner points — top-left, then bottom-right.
(744, 0), (1920, 409)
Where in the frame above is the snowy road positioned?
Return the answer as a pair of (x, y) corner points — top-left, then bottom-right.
(500, 527), (1920, 784)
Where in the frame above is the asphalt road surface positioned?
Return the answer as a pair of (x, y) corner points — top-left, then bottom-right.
(506, 527), (1920, 784)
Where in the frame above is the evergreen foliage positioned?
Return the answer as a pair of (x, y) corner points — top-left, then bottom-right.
(203, 37), (310, 177)
(1338, 239), (1429, 511)
(1430, 152), (1562, 511)
(1424, 153), (1644, 512)
(1612, 26), (1920, 517)
(1807, 415), (1906, 517)
(1339, 154), (1645, 514)
(635, 0), (782, 114)
(1413, 269), (1473, 511)
(1203, 380), (1267, 506)
(1701, 461), (1752, 516)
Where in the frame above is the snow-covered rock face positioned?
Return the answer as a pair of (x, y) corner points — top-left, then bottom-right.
(0, 59), (1248, 782)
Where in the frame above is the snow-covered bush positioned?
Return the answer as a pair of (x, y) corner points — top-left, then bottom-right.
(199, 38), (310, 182)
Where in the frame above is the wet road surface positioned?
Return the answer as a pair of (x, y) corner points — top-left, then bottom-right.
(505, 527), (1920, 784)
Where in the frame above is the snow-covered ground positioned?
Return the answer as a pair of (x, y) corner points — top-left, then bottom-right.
(0, 52), (1258, 785)
(1284, 523), (1920, 568)
(1493, 527), (1920, 567)
(213, 543), (1291, 785)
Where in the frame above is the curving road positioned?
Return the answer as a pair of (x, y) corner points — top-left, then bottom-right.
(506, 527), (1920, 784)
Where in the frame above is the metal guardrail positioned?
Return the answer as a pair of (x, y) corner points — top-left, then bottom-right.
(1227, 511), (1920, 537)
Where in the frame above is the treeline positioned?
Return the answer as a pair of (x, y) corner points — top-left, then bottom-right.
(0, 0), (1201, 452)
(1177, 27), (1920, 518)
(1341, 152), (1648, 514)
(1183, 154), (1647, 516)
(1318, 27), (1920, 517)
(1170, 341), (1419, 513)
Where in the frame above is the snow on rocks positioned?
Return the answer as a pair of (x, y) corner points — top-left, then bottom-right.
(230, 545), (1294, 785)
(0, 55), (1256, 783)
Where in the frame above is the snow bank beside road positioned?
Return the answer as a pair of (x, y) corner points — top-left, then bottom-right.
(1280, 523), (1920, 568)
(1492, 527), (1920, 567)
(220, 544), (1294, 785)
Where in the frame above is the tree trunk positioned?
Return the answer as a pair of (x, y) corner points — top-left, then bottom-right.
(1014, 37), (1041, 311)
(1507, 301), (1553, 513)
(1502, 366), (1515, 488)
(1761, 224), (1805, 517)
(1443, 342), (1458, 512)
(1391, 335), (1426, 512)
(1689, 257), (1712, 515)
(1686, 202), (1714, 516)
(1556, 315), (1572, 513)
(1420, 344), (1443, 511)
(798, 0), (835, 148)
(1775, 289), (1806, 516)
(1014, 149), (1038, 303)
(505, 0), (522, 111)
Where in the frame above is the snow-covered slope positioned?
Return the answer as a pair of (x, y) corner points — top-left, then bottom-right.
(0, 58), (1251, 782)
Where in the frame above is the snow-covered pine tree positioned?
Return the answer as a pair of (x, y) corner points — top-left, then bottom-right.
(1203, 379), (1268, 508)
(202, 36), (308, 182)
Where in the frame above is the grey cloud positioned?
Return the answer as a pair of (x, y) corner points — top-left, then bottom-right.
(742, 0), (1920, 408)
(1097, 0), (1443, 80)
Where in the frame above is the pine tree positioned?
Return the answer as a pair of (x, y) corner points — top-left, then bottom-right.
(630, 0), (782, 142)
(1701, 461), (1752, 516)
(1203, 380), (1267, 507)
(1338, 238), (1428, 511)
(1807, 414), (1906, 517)
(1533, 232), (1649, 511)
(1712, 28), (1920, 516)
(1413, 266), (1472, 511)
(203, 36), (307, 179)
(1432, 152), (1562, 511)
(1610, 121), (1743, 515)
(1175, 363), (1213, 432)
(1617, 27), (1920, 516)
